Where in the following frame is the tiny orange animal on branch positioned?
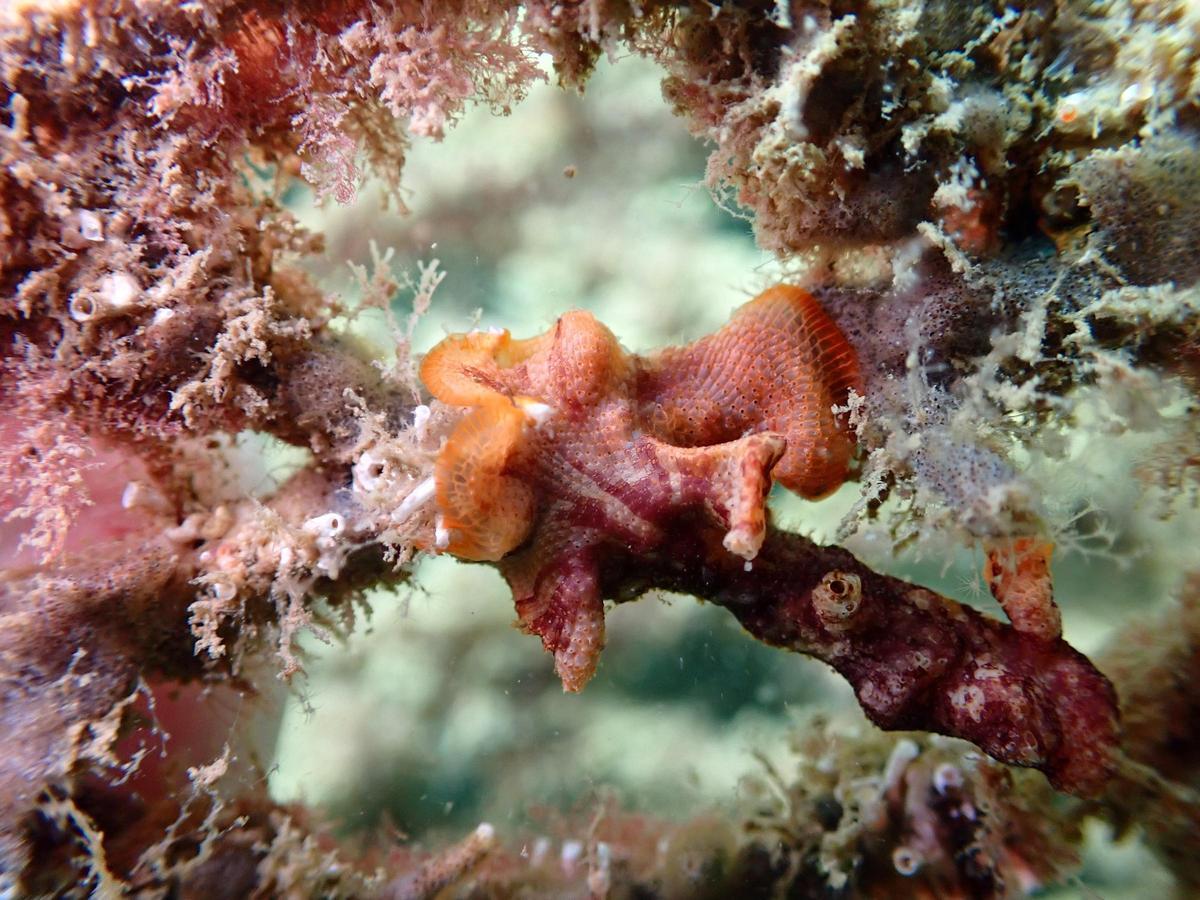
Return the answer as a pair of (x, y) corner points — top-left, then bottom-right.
(419, 285), (862, 688)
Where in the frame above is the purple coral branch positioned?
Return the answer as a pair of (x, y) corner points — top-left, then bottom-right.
(594, 523), (1118, 797)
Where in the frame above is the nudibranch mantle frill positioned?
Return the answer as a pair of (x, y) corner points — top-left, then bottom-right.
(419, 285), (862, 692)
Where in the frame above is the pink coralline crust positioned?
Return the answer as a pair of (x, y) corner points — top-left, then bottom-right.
(206, 3), (541, 200)
(420, 288), (1118, 795)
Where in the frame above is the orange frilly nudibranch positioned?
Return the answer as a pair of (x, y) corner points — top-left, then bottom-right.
(414, 287), (1122, 797)
(418, 285), (862, 691)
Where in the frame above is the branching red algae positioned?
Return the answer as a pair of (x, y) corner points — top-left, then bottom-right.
(420, 287), (1118, 796)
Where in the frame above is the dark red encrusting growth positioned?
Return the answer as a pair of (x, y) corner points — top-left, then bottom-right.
(218, 2), (363, 128)
(600, 525), (1118, 797)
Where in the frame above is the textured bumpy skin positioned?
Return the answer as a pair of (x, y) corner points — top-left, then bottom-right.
(419, 287), (1118, 794)
(638, 284), (861, 499)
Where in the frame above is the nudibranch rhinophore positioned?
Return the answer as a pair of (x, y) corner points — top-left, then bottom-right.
(417, 285), (1119, 796)
(419, 285), (863, 689)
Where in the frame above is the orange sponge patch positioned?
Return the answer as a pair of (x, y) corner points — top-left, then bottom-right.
(984, 537), (1061, 642)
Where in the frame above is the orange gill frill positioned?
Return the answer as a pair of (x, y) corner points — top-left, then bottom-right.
(418, 285), (1118, 796)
